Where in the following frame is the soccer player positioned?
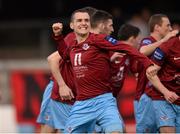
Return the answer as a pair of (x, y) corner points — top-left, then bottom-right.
(52, 9), (116, 133)
(54, 8), (156, 133)
(134, 14), (178, 133)
(109, 25), (141, 132)
(90, 10), (114, 35)
(147, 35), (180, 133)
(37, 7), (97, 133)
(51, 9), (122, 133)
(110, 24), (141, 98)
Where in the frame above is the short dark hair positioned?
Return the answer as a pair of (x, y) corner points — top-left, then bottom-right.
(148, 14), (168, 32)
(118, 24), (140, 41)
(81, 6), (97, 18)
(70, 8), (89, 22)
(91, 10), (113, 28)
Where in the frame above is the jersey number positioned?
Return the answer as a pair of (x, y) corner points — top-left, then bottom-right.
(74, 53), (82, 66)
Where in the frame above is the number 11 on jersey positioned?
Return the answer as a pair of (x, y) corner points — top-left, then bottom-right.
(74, 53), (82, 66)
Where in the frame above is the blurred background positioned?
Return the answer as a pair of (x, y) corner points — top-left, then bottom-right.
(0, 0), (179, 133)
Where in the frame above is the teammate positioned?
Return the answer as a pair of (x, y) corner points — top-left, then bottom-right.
(90, 10), (114, 35)
(134, 14), (178, 133)
(109, 25), (141, 133)
(147, 35), (180, 133)
(110, 24), (141, 98)
(54, 8), (156, 133)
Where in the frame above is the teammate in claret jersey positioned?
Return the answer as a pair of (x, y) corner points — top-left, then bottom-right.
(110, 24), (141, 98)
(133, 14), (178, 133)
(147, 35), (180, 133)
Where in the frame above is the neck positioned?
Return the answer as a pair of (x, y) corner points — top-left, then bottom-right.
(120, 40), (132, 45)
(75, 33), (89, 44)
(150, 32), (162, 41)
(90, 28), (100, 34)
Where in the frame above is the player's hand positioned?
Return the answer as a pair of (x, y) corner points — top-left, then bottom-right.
(110, 52), (126, 62)
(59, 84), (74, 101)
(146, 65), (158, 77)
(163, 90), (179, 103)
(161, 30), (179, 43)
(52, 22), (63, 36)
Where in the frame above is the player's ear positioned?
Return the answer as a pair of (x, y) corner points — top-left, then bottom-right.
(127, 36), (134, 43)
(154, 24), (160, 32)
(70, 22), (74, 30)
(100, 23), (105, 29)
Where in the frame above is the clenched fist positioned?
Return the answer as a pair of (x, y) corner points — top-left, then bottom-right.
(52, 22), (63, 36)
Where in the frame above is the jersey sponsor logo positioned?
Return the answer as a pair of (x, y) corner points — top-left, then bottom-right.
(105, 36), (117, 45)
(152, 48), (165, 61)
(82, 43), (90, 50)
(142, 39), (152, 45)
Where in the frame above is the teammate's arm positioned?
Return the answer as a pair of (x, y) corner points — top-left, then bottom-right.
(140, 30), (178, 56)
(146, 64), (179, 103)
(47, 51), (63, 86)
(47, 52), (74, 100)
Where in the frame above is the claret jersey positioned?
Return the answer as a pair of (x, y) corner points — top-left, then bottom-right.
(150, 37), (180, 105)
(57, 33), (152, 100)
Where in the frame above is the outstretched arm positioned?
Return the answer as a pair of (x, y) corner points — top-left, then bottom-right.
(140, 30), (178, 56)
(95, 35), (153, 69)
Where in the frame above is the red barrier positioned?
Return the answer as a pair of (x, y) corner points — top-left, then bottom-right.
(10, 70), (136, 132)
(10, 70), (50, 128)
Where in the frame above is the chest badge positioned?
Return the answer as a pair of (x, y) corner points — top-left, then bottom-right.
(82, 43), (90, 50)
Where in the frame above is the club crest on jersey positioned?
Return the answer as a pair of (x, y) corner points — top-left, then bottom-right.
(82, 43), (90, 50)
(105, 36), (117, 45)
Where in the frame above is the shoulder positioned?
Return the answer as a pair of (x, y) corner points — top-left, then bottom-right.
(65, 32), (75, 39)
(89, 33), (106, 40)
(89, 33), (118, 44)
(140, 37), (153, 45)
(64, 32), (76, 45)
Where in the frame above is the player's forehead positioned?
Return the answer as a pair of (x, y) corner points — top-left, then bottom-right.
(73, 12), (90, 20)
(102, 19), (113, 26)
(161, 17), (170, 25)
(106, 19), (113, 25)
